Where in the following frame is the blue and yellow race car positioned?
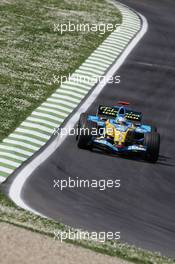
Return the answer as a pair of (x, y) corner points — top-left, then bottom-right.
(76, 102), (160, 163)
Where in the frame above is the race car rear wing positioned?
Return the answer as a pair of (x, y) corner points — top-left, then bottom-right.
(97, 105), (142, 122)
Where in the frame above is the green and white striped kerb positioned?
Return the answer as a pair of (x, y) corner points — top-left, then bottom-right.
(0, 3), (141, 182)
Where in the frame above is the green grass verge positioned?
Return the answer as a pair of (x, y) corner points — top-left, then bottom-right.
(0, 0), (121, 142)
(0, 191), (174, 264)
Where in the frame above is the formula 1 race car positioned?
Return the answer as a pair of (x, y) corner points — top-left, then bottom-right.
(76, 102), (160, 163)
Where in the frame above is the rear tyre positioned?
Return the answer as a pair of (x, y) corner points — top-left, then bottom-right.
(77, 113), (97, 149)
(144, 132), (160, 163)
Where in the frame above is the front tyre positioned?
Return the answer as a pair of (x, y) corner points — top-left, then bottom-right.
(144, 132), (160, 163)
(77, 113), (97, 149)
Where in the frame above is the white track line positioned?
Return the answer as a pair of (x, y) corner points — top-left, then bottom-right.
(16, 128), (50, 140)
(27, 116), (59, 128)
(0, 176), (6, 183)
(32, 111), (64, 123)
(9, 134), (44, 146)
(0, 152), (26, 161)
(52, 94), (80, 103)
(58, 90), (84, 99)
(21, 121), (53, 133)
(41, 103), (73, 113)
(9, 8), (148, 216)
(38, 106), (69, 117)
(0, 158), (20, 167)
(0, 166), (13, 174)
(0, 145), (33, 156)
(3, 139), (39, 151)
(59, 86), (87, 95)
(47, 98), (77, 108)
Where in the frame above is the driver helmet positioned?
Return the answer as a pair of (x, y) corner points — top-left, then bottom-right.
(116, 116), (127, 125)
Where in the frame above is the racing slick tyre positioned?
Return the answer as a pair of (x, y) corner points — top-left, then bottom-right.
(144, 132), (160, 163)
(77, 113), (97, 149)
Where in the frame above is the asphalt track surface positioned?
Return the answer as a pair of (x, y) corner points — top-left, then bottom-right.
(5, 0), (175, 257)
